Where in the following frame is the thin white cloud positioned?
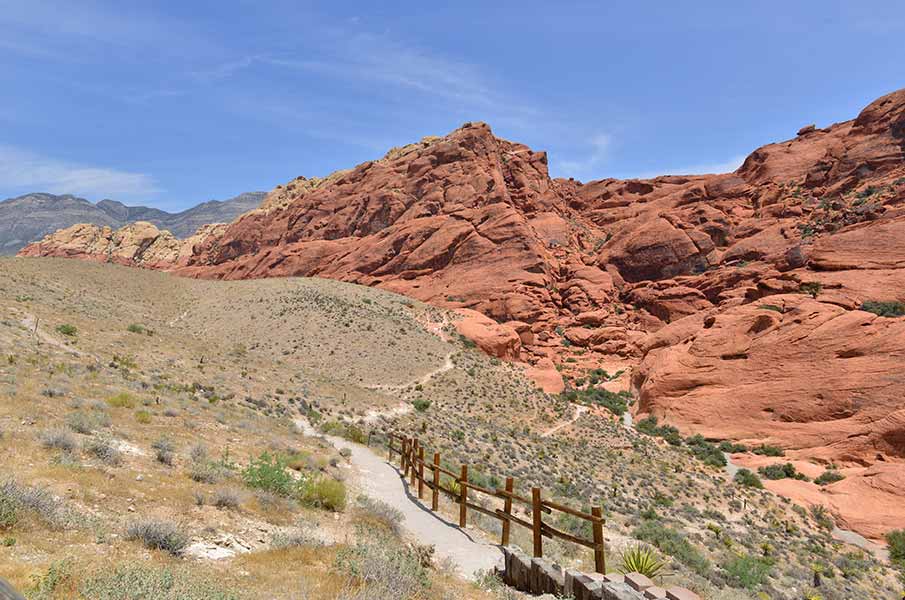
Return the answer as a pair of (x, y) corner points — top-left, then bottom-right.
(0, 145), (158, 200)
(557, 133), (613, 179)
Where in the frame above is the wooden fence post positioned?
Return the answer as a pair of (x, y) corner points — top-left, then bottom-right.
(410, 439), (419, 487)
(431, 452), (440, 511)
(402, 438), (409, 475)
(459, 465), (468, 528)
(500, 477), (514, 546)
(387, 434), (392, 462)
(592, 506), (605, 574)
(532, 487), (543, 558)
(417, 446), (425, 499)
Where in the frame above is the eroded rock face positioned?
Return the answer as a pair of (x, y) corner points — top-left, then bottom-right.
(19, 89), (905, 538)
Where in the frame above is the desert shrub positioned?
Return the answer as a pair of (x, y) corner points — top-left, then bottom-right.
(0, 480), (66, 530)
(718, 441), (748, 453)
(212, 489), (240, 510)
(412, 399), (431, 412)
(724, 553), (773, 590)
(81, 565), (237, 600)
(190, 443), (208, 463)
(126, 323), (154, 336)
(758, 462), (808, 481)
(302, 477), (347, 511)
(56, 324), (77, 337)
(632, 520), (710, 576)
(885, 529), (905, 564)
(686, 435), (727, 468)
(135, 410), (152, 424)
(241, 452), (298, 497)
(189, 461), (226, 484)
(106, 393), (136, 409)
(85, 437), (122, 466)
(635, 416), (682, 445)
(752, 444), (784, 457)
(354, 495), (403, 535)
(810, 505), (835, 531)
(152, 437), (175, 466)
(125, 519), (188, 556)
(321, 421), (368, 444)
(65, 409), (110, 434)
(800, 282), (822, 298)
(734, 469), (763, 489)
(861, 300), (905, 317)
(814, 469), (845, 486)
(561, 385), (631, 416)
(271, 529), (322, 549)
(40, 428), (77, 453)
(619, 544), (666, 578)
(334, 538), (430, 599)
(758, 304), (783, 313)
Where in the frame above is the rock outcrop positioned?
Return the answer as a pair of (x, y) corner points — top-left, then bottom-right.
(19, 89), (905, 539)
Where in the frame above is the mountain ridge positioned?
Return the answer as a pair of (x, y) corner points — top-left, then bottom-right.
(0, 191), (265, 255)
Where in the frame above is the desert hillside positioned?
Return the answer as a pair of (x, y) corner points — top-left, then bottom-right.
(1, 258), (903, 599)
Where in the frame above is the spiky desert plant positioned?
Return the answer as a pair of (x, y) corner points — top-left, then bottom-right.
(619, 543), (666, 578)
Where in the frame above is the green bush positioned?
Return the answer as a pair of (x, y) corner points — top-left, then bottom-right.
(686, 435), (727, 468)
(241, 452), (298, 497)
(734, 469), (763, 489)
(718, 441), (748, 453)
(561, 385), (631, 416)
(861, 301), (905, 318)
(814, 469), (845, 486)
(301, 477), (347, 511)
(635, 416), (682, 445)
(632, 520), (710, 576)
(752, 444), (785, 457)
(412, 399), (431, 412)
(56, 324), (77, 337)
(758, 463), (808, 481)
(885, 529), (905, 563)
(724, 553), (773, 590)
(126, 323), (154, 336)
(320, 420), (368, 444)
(106, 393), (136, 409)
(800, 282), (822, 298)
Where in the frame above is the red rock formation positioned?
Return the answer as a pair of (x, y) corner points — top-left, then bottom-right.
(19, 89), (905, 538)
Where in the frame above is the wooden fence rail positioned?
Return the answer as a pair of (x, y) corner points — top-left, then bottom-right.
(386, 432), (606, 573)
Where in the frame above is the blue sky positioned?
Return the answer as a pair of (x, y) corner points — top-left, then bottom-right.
(1, 1), (903, 211)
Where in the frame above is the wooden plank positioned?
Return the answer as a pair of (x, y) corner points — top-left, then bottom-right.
(459, 465), (468, 528)
(542, 498), (604, 523)
(532, 487), (543, 558)
(541, 523), (600, 550)
(501, 477), (513, 546)
(496, 489), (552, 512)
(592, 506), (606, 574)
(431, 452), (440, 511)
(464, 500), (504, 521)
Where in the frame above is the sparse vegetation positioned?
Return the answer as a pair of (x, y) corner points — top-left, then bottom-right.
(758, 462), (808, 481)
(125, 519), (189, 556)
(734, 469), (764, 489)
(861, 300), (905, 317)
(814, 469), (845, 486)
(619, 544), (666, 578)
(55, 323), (77, 337)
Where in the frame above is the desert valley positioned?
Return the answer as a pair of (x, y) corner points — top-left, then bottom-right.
(2, 86), (904, 599)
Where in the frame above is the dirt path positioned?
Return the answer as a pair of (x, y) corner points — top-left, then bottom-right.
(295, 417), (503, 578)
(20, 313), (86, 357)
(365, 352), (454, 393)
(542, 404), (588, 437)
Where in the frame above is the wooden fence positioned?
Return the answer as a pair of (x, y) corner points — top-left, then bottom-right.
(386, 432), (606, 573)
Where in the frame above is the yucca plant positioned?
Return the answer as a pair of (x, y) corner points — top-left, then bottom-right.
(619, 543), (666, 578)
